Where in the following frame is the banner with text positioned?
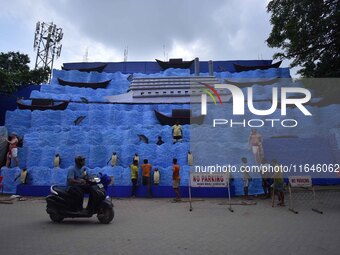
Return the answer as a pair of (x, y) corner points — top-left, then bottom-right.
(289, 175), (312, 188)
(190, 172), (229, 188)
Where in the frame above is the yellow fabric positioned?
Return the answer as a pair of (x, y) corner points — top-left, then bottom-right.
(273, 165), (284, 184)
(130, 164), (138, 179)
(172, 125), (182, 136)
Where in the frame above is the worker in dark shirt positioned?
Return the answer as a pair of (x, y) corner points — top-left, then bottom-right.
(67, 156), (95, 212)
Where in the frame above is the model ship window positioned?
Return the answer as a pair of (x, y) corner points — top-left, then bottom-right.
(148, 92), (152, 94)
(155, 92), (159, 94)
(185, 91), (189, 94)
(170, 91), (174, 94)
(178, 91), (181, 94)
(141, 92), (144, 95)
(163, 91), (167, 94)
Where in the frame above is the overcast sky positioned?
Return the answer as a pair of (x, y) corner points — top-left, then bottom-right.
(0, 0), (296, 74)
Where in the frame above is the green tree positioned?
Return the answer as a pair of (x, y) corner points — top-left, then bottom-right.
(266, 0), (340, 78)
(0, 51), (50, 94)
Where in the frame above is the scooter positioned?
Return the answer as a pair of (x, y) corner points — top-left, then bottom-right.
(46, 176), (114, 224)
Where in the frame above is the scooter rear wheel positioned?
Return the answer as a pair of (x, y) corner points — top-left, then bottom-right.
(97, 207), (114, 224)
(49, 213), (64, 223)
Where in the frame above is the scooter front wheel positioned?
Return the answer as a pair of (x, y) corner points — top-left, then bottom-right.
(49, 213), (64, 223)
(97, 207), (114, 224)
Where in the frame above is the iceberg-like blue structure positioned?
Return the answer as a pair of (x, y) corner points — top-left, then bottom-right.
(1, 60), (340, 197)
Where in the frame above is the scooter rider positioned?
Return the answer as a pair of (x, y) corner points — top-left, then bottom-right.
(67, 156), (95, 212)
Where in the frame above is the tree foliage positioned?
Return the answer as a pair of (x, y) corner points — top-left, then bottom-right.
(0, 51), (50, 94)
(266, 0), (340, 77)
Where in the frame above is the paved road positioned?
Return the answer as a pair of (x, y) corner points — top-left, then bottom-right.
(1, 192), (340, 255)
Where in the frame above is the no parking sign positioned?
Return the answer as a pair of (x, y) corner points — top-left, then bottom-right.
(188, 172), (233, 212)
(190, 173), (229, 187)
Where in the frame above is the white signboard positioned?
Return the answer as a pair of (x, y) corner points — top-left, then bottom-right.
(190, 172), (229, 188)
(289, 176), (312, 188)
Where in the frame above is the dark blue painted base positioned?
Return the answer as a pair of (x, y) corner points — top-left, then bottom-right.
(17, 185), (236, 198)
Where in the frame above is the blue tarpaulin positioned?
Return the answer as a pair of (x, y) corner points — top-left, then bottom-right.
(1, 60), (339, 196)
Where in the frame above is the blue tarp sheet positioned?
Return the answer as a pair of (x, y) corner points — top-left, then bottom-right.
(1, 61), (339, 196)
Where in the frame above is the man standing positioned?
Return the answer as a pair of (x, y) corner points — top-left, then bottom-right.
(67, 156), (94, 212)
(248, 128), (264, 164)
(130, 159), (139, 197)
(172, 158), (181, 201)
(172, 121), (182, 144)
(260, 158), (271, 198)
(272, 159), (285, 206)
(6, 132), (19, 167)
(141, 159), (152, 198)
(241, 157), (252, 200)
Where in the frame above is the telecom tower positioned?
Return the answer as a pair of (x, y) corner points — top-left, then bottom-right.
(33, 22), (63, 72)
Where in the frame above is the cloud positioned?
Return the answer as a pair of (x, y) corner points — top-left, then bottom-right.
(39, 0), (277, 61)
(0, 0), (297, 74)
